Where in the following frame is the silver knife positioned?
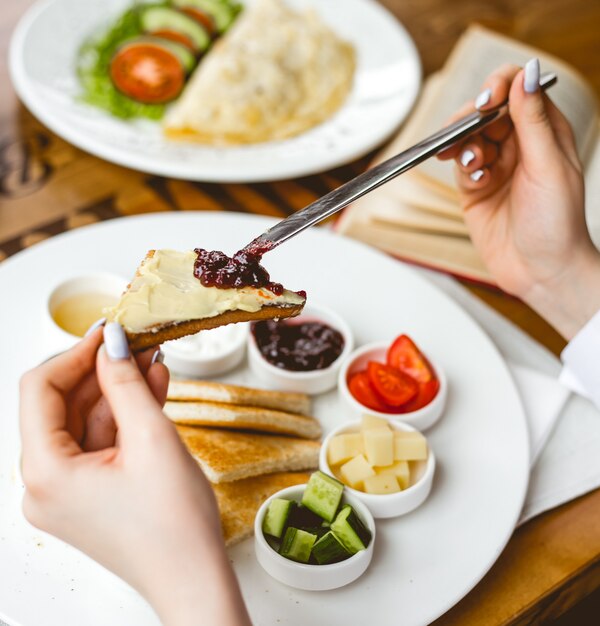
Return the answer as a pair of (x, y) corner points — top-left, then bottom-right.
(243, 71), (557, 255)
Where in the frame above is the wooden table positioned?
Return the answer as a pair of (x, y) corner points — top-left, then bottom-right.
(1, 0), (599, 623)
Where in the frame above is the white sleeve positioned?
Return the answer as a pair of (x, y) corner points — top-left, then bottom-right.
(559, 309), (600, 409)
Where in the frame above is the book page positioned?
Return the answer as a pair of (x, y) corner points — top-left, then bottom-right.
(415, 24), (599, 190)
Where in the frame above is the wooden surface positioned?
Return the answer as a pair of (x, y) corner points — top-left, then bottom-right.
(1, 0), (600, 623)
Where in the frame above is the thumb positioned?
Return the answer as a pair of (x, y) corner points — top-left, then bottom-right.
(97, 323), (167, 441)
(508, 58), (561, 169)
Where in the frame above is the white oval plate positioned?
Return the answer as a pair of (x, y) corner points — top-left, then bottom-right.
(0, 213), (528, 626)
(9, 0), (421, 182)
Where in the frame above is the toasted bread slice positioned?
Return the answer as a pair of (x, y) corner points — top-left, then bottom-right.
(213, 472), (311, 546)
(167, 380), (311, 416)
(106, 249), (305, 351)
(177, 425), (320, 483)
(165, 400), (321, 439)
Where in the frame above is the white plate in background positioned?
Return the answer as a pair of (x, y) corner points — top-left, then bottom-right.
(9, 0), (421, 182)
(0, 212), (528, 626)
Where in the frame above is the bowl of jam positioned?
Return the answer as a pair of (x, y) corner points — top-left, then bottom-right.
(248, 303), (354, 394)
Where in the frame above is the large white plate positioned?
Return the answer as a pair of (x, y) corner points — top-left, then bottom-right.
(8, 0), (421, 182)
(0, 213), (528, 626)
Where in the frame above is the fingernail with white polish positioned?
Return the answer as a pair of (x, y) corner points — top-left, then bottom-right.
(470, 169), (485, 182)
(475, 88), (492, 109)
(460, 149), (475, 167)
(103, 322), (130, 361)
(84, 317), (106, 337)
(151, 349), (164, 365)
(524, 58), (540, 94)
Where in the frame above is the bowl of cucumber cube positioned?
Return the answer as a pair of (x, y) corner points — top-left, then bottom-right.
(255, 470), (375, 590)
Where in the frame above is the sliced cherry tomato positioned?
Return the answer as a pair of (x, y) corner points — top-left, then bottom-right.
(150, 29), (197, 53)
(367, 361), (418, 407)
(348, 371), (392, 413)
(181, 7), (217, 37)
(387, 335), (434, 383)
(399, 378), (440, 413)
(110, 43), (185, 104)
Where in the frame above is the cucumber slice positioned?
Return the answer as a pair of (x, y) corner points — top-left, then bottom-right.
(172, 0), (241, 33)
(262, 498), (293, 539)
(141, 6), (211, 52)
(279, 527), (317, 563)
(331, 505), (372, 555)
(121, 36), (196, 72)
(301, 471), (344, 523)
(287, 502), (323, 529)
(312, 531), (352, 565)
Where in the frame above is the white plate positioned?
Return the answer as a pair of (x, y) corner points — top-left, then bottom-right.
(8, 0), (421, 182)
(0, 213), (528, 626)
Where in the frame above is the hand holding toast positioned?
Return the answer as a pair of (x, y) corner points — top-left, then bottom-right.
(438, 61), (600, 339)
(19, 324), (250, 626)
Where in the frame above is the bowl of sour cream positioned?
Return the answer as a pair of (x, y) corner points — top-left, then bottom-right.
(162, 323), (249, 378)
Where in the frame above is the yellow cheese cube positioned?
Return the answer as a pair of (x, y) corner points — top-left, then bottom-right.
(360, 415), (390, 432)
(340, 454), (375, 490)
(327, 433), (365, 466)
(377, 460), (410, 490)
(394, 431), (428, 461)
(363, 472), (401, 495)
(363, 428), (394, 466)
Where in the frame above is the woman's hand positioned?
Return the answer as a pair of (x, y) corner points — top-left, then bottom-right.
(19, 323), (251, 626)
(438, 59), (600, 339)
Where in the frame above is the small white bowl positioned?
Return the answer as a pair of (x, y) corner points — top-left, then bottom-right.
(254, 484), (375, 591)
(247, 303), (354, 395)
(162, 323), (249, 378)
(43, 272), (126, 356)
(320, 421), (436, 519)
(338, 341), (447, 431)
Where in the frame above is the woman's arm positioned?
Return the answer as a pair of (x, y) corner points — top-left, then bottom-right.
(19, 323), (251, 626)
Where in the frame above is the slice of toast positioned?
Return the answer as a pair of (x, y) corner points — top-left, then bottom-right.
(167, 380), (311, 416)
(213, 472), (312, 546)
(165, 400), (321, 439)
(106, 249), (305, 351)
(176, 425), (320, 483)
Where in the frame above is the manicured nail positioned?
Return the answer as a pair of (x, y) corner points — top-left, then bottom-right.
(524, 58), (540, 94)
(475, 88), (491, 109)
(151, 349), (164, 365)
(84, 317), (106, 337)
(460, 149), (475, 167)
(470, 169), (485, 182)
(103, 322), (130, 361)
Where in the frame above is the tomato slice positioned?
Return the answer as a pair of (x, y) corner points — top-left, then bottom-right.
(181, 7), (217, 37)
(367, 361), (418, 407)
(348, 371), (392, 413)
(110, 43), (185, 104)
(387, 335), (434, 384)
(150, 29), (197, 53)
(399, 378), (440, 413)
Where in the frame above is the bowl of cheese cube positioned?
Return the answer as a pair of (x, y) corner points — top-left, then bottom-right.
(319, 415), (435, 518)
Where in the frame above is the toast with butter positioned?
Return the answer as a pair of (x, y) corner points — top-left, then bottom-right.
(106, 249), (305, 351)
(165, 400), (321, 439)
(213, 471), (311, 546)
(176, 425), (320, 483)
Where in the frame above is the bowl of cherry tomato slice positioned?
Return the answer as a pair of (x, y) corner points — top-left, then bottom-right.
(338, 335), (447, 431)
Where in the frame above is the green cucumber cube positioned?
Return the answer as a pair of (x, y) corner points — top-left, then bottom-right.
(331, 505), (372, 554)
(279, 527), (317, 563)
(312, 531), (352, 565)
(262, 498), (293, 539)
(301, 471), (344, 523)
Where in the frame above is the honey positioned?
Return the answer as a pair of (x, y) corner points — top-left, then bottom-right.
(52, 292), (118, 337)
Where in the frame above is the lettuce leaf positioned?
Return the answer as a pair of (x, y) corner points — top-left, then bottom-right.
(77, 3), (167, 120)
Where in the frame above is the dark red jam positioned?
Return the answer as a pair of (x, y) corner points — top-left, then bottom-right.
(252, 319), (344, 371)
(194, 247), (284, 295)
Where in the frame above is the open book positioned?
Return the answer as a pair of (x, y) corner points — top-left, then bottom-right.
(337, 24), (600, 284)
